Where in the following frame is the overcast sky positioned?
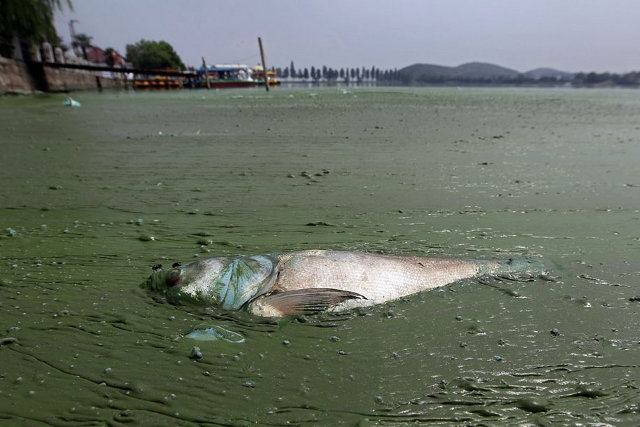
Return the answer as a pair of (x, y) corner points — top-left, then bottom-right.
(54, 0), (639, 73)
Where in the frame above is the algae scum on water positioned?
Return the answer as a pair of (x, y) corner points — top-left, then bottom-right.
(1, 87), (639, 425)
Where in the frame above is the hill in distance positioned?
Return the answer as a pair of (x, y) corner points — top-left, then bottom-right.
(398, 62), (573, 83)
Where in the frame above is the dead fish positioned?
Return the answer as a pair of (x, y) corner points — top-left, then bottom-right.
(141, 250), (544, 317)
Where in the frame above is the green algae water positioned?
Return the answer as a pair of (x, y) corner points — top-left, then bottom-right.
(1, 87), (639, 425)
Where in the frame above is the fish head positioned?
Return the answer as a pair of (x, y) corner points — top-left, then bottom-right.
(141, 255), (277, 309)
(142, 258), (229, 305)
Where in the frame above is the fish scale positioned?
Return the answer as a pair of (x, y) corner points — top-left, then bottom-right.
(273, 251), (482, 304)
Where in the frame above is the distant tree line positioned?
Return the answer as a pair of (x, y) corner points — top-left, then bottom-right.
(400, 74), (539, 85)
(573, 71), (640, 86)
(275, 61), (399, 81)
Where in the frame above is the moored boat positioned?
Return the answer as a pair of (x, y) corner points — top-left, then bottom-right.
(133, 70), (182, 89)
(194, 64), (256, 88)
(253, 64), (280, 86)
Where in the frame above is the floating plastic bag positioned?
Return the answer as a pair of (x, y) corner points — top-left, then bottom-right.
(63, 97), (81, 107)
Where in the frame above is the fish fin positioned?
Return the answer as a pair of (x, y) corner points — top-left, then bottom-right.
(248, 288), (366, 317)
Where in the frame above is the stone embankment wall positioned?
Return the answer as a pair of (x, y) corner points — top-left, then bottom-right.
(43, 64), (126, 92)
(1, 56), (126, 94)
(0, 57), (35, 93)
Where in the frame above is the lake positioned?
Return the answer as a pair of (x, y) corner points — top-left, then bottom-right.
(1, 86), (639, 425)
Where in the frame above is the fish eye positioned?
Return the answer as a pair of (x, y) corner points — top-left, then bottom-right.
(167, 269), (181, 287)
(152, 263), (162, 271)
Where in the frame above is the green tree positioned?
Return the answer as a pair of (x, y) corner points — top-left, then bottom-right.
(103, 47), (122, 67)
(72, 32), (92, 59)
(126, 39), (185, 70)
(289, 60), (296, 78)
(0, 0), (72, 57)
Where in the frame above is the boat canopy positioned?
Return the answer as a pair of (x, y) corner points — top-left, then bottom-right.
(199, 67), (238, 74)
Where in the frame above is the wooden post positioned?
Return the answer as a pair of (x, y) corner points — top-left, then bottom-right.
(202, 56), (210, 89)
(258, 37), (269, 92)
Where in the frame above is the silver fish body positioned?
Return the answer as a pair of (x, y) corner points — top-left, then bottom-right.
(142, 250), (543, 317)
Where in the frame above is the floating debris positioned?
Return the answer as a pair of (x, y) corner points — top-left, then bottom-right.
(63, 97), (81, 107)
(516, 397), (549, 413)
(185, 325), (245, 343)
(189, 346), (203, 360)
(305, 221), (334, 227)
(0, 337), (17, 346)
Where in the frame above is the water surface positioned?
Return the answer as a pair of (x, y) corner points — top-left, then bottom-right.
(1, 87), (639, 425)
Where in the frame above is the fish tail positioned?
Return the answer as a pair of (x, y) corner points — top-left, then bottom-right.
(476, 257), (546, 278)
